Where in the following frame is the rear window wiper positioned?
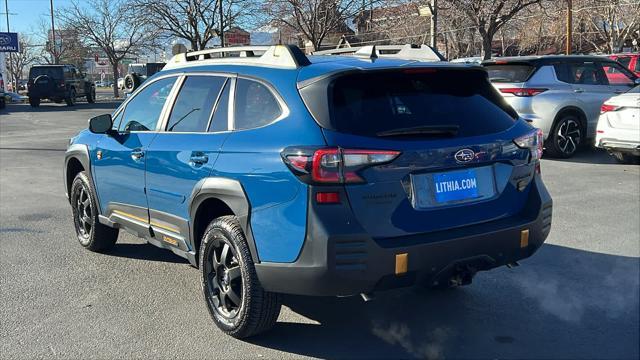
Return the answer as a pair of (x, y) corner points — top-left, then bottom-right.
(376, 125), (459, 137)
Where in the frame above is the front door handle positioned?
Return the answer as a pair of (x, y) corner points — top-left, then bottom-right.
(131, 149), (144, 161)
(614, 90), (624, 94)
(574, 88), (584, 93)
(190, 152), (209, 166)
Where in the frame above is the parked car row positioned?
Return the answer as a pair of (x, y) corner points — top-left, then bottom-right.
(483, 54), (639, 162)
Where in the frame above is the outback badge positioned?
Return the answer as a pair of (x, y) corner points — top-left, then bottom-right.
(454, 148), (475, 163)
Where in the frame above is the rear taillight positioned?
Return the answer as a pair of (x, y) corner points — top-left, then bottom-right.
(0, 79), (4, 91)
(59, 80), (65, 88)
(282, 147), (401, 184)
(499, 88), (547, 97)
(600, 104), (620, 113)
(514, 128), (544, 162)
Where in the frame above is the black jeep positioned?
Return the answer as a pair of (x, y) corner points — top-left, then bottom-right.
(27, 65), (96, 107)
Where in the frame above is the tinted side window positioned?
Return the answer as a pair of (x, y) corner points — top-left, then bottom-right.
(234, 79), (282, 130)
(209, 80), (231, 132)
(119, 77), (176, 132)
(166, 76), (226, 132)
(601, 62), (635, 86)
(556, 62), (607, 85)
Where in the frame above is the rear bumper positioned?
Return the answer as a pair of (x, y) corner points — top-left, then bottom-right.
(255, 176), (552, 296)
(28, 89), (67, 99)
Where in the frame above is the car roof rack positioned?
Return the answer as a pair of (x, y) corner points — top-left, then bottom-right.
(313, 44), (446, 62)
(164, 44), (311, 70)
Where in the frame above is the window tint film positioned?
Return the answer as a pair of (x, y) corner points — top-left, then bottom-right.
(601, 62), (635, 86)
(167, 76), (226, 132)
(234, 79), (282, 130)
(119, 77), (176, 132)
(556, 62), (607, 85)
(484, 64), (535, 83)
(326, 70), (517, 138)
(209, 80), (231, 132)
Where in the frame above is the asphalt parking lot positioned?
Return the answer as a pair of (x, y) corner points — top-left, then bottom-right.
(1, 100), (639, 359)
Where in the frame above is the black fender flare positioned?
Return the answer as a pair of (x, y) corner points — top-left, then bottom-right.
(64, 144), (100, 212)
(188, 177), (260, 263)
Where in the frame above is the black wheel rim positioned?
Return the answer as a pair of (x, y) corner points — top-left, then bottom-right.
(557, 119), (581, 155)
(204, 234), (243, 320)
(74, 185), (92, 242)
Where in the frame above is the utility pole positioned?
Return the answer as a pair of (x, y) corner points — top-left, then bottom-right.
(430, 0), (438, 48)
(50, 0), (57, 64)
(4, 0), (14, 91)
(218, 0), (224, 48)
(566, 0), (572, 55)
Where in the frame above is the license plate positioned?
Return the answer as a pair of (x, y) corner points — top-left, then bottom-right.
(433, 169), (479, 203)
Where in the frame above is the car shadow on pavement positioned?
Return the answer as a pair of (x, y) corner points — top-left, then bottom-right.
(106, 243), (189, 264)
(248, 244), (639, 359)
(543, 147), (622, 165)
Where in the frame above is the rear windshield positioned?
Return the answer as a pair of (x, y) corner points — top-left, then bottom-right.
(484, 64), (535, 83)
(313, 69), (517, 138)
(29, 67), (63, 79)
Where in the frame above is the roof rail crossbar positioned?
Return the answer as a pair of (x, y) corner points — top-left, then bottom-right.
(164, 45), (310, 70)
(312, 44), (445, 62)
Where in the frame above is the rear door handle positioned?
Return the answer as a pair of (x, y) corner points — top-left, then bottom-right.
(190, 152), (209, 166)
(131, 149), (144, 161)
(573, 88), (584, 93)
(614, 90), (624, 94)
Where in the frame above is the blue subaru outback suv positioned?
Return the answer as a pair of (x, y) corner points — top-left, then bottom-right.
(64, 45), (552, 338)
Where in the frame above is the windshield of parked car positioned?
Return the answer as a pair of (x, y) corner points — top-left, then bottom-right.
(319, 69), (518, 138)
(29, 67), (62, 79)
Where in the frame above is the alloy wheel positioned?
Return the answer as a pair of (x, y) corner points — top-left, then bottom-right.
(556, 119), (581, 156)
(74, 185), (92, 244)
(204, 235), (243, 320)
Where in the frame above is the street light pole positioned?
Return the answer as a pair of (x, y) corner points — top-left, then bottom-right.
(50, 0), (57, 64)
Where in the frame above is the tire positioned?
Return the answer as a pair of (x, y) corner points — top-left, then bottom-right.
(124, 73), (141, 93)
(545, 115), (583, 158)
(87, 87), (96, 103)
(199, 215), (281, 338)
(65, 88), (76, 106)
(28, 97), (40, 107)
(70, 172), (118, 252)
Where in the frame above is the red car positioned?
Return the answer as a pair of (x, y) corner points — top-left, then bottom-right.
(608, 53), (640, 78)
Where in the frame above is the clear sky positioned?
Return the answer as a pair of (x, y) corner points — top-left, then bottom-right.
(2, 0), (75, 36)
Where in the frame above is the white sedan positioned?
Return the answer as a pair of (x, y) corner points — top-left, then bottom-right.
(595, 86), (640, 163)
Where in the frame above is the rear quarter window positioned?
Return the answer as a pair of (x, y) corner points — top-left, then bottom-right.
(484, 64), (536, 83)
(233, 78), (282, 130)
(307, 69), (517, 138)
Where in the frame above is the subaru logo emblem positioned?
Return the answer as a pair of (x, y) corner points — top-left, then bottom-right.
(0, 34), (10, 46)
(454, 149), (475, 163)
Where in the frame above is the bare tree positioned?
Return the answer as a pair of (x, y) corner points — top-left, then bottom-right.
(580, 0), (640, 53)
(58, 0), (156, 98)
(265, 0), (377, 51)
(135, 0), (258, 51)
(5, 36), (38, 91)
(446, 0), (543, 59)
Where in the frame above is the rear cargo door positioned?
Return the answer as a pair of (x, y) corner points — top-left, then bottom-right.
(305, 69), (536, 239)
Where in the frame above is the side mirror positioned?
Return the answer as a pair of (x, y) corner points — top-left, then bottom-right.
(89, 114), (113, 134)
(635, 78), (640, 85)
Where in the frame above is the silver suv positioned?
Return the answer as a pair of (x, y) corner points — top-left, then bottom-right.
(483, 56), (638, 158)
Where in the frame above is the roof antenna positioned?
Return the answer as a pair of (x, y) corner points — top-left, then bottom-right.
(354, 45), (378, 60)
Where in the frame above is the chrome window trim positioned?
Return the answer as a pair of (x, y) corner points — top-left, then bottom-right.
(112, 71), (290, 134)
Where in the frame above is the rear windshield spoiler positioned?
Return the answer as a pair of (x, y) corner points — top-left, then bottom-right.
(297, 65), (486, 90)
